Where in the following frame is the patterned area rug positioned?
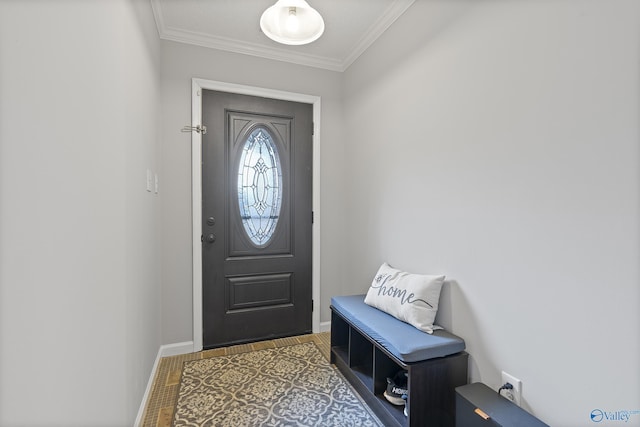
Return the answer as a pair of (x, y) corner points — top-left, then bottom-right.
(173, 341), (382, 426)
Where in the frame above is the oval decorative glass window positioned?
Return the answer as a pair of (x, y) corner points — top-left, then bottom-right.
(237, 127), (283, 247)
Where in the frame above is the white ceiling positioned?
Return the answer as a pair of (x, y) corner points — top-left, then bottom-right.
(151, 0), (415, 72)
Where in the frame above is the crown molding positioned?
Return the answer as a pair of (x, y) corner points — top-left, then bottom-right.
(342, 0), (414, 70)
(161, 26), (345, 72)
(151, 0), (414, 72)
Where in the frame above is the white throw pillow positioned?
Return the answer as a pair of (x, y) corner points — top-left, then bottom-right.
(364, 262), (445, 334)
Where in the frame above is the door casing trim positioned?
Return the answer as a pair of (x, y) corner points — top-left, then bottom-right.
(191, 78), (321, 351)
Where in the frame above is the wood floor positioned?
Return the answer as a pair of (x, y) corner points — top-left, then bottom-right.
(140, 332), (331, 427)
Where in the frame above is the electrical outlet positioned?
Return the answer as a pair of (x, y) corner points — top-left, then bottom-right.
(501, 371), (522, 406)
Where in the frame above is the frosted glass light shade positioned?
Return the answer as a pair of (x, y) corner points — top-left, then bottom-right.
(260, 0), (325, 45)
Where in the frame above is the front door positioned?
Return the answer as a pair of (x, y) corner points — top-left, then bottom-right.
(202, 90), (313, 349)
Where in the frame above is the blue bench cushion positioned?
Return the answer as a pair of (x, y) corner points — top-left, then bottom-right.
(331, 294), (465, 363)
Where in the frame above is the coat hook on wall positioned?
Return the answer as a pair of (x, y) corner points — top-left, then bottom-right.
(181, 124), (207, 135)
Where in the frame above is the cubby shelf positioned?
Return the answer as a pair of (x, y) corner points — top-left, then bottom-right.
(330, 308), (469, 427)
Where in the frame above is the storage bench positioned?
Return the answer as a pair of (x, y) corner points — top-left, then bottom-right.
(331, 295), (469, 427)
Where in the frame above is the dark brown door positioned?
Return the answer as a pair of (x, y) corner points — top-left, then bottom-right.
(202, 90), (313, 349)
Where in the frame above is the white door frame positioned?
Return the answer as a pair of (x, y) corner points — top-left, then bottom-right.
(191, 78), (321, 352)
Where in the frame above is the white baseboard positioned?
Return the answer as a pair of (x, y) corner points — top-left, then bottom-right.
(320, 320), (331, 332)
(134, 341), (194, 427)
(160, 341), (196, 357)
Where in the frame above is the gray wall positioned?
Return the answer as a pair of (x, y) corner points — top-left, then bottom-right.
(0, 0), (161, 425)
(159, 41), (347, 344)
(1, 1), (637, 426)
(343, 1), (639, 426)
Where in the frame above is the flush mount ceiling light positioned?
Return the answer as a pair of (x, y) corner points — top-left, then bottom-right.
(260, 0), (325, 45)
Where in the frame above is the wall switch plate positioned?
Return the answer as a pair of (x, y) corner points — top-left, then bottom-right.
(146, 169), (153, 192)
(501, 371), (522, 406)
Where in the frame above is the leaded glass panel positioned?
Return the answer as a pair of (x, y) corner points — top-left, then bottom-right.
(237, 127), (283, 247)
